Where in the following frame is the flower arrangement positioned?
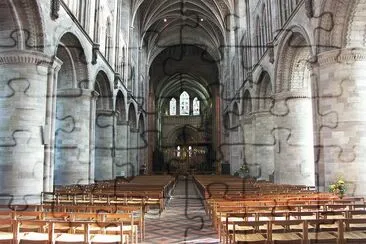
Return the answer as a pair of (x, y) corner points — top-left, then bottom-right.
(234, 163), (250, 177)
(328, 176), (346, 199)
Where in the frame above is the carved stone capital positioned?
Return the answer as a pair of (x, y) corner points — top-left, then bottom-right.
(0, 51), (52, 66)
(317, 48), (366, 66)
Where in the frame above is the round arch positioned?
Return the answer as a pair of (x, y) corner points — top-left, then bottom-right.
(56, 32), (89, 89)
(94, 71), (113, 110)
(275, 27), (313, 93)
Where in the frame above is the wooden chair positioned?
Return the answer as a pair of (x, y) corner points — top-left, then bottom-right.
(103, 213), (137, 243)
(16, 220), (51, 244)
(230, 220), (268, 244)
(343, 218), (366, 243)
(306, 219), (339, 244)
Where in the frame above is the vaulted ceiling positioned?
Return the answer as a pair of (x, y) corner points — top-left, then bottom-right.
(131, 0), (234, 62)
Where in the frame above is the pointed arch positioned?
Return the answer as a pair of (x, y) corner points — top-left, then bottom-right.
(243, 90), (252, 115)
(169, 97), (177, 115)
(231, 102), (240, 130)
(116, 91), (126, 123)
(193, 97), (200, 115)
(179, 91), (190, 115)
(138, 113), (145, 133)
(128, 103), (137, 130)
(257, 71), (272, 111)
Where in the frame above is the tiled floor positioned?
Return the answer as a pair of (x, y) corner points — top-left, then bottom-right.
(142, 176), (219, 244)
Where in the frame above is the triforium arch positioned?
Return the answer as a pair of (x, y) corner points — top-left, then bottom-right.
(256, 71), (273, 111)
(94, 70), (114, 181)
(54, 32), (90, 186)
(115, 91), (127, 124)
(242, 89), (253, 116)
(273, 28), (315, 186)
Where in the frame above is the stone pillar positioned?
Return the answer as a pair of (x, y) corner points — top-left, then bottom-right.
(94, 109), (115, 180)
(0, 51), (52, 204)
(89, 91), (98, 183)
(316, 49), (366, 195)
(213, 85), (222, 174)
(128, 128), (139, 176)
(253, 112), (275, 180)
(147, 90), (155, 174)
(273, 91), (315, 186)
(115, 121), (129, 177)
(44, 57), (63, 192)
(229, 127), (242, 174)
(138, 129), (147, 171)
(54, 89), (93, 186)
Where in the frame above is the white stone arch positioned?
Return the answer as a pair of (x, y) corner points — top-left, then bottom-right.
(231, 101), (240, 130)
(94, 71), (113, 110)
(242, 89), (253, 116)
(138, 113), (145, 133)
(274, 26), (313, 93)
(256, 71), (272, 111)
(127, 102), (138, 130)
(116, 90), (127, 123)
(56, 32), (89, 89)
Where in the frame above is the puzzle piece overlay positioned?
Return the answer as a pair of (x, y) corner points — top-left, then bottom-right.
(0, 3), (365, 241)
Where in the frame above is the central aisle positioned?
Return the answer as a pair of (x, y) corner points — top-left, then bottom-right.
(142, 175), (219, 243)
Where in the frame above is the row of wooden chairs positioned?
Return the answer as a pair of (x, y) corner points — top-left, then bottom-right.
(226, 217), (366, 244)
(43, 175), (176, 213)
(0, 219), (131, 243)
(218, 208), (366, 242)
(0, 210), (142, 243)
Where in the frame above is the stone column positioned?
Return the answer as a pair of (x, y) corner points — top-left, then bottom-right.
(138, 129), (147, 172)
(0, 51), (52, 204)
(273, 91), (315, 186)
(115, 121), (129, 177)
(316, 48), (366, 195)
(89, 91), (98, 183)
(44, 57), (63, 192)
(213, 85), (222, 174)
(94, 109), (115, 180)
(229, 127), (243, 174)
(128, 128), (139, 176)
(253, 112), (275, 180)
(54, 89), (93, 186)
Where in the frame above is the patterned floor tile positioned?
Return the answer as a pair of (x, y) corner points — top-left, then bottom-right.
(142, 176), (219, 244)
